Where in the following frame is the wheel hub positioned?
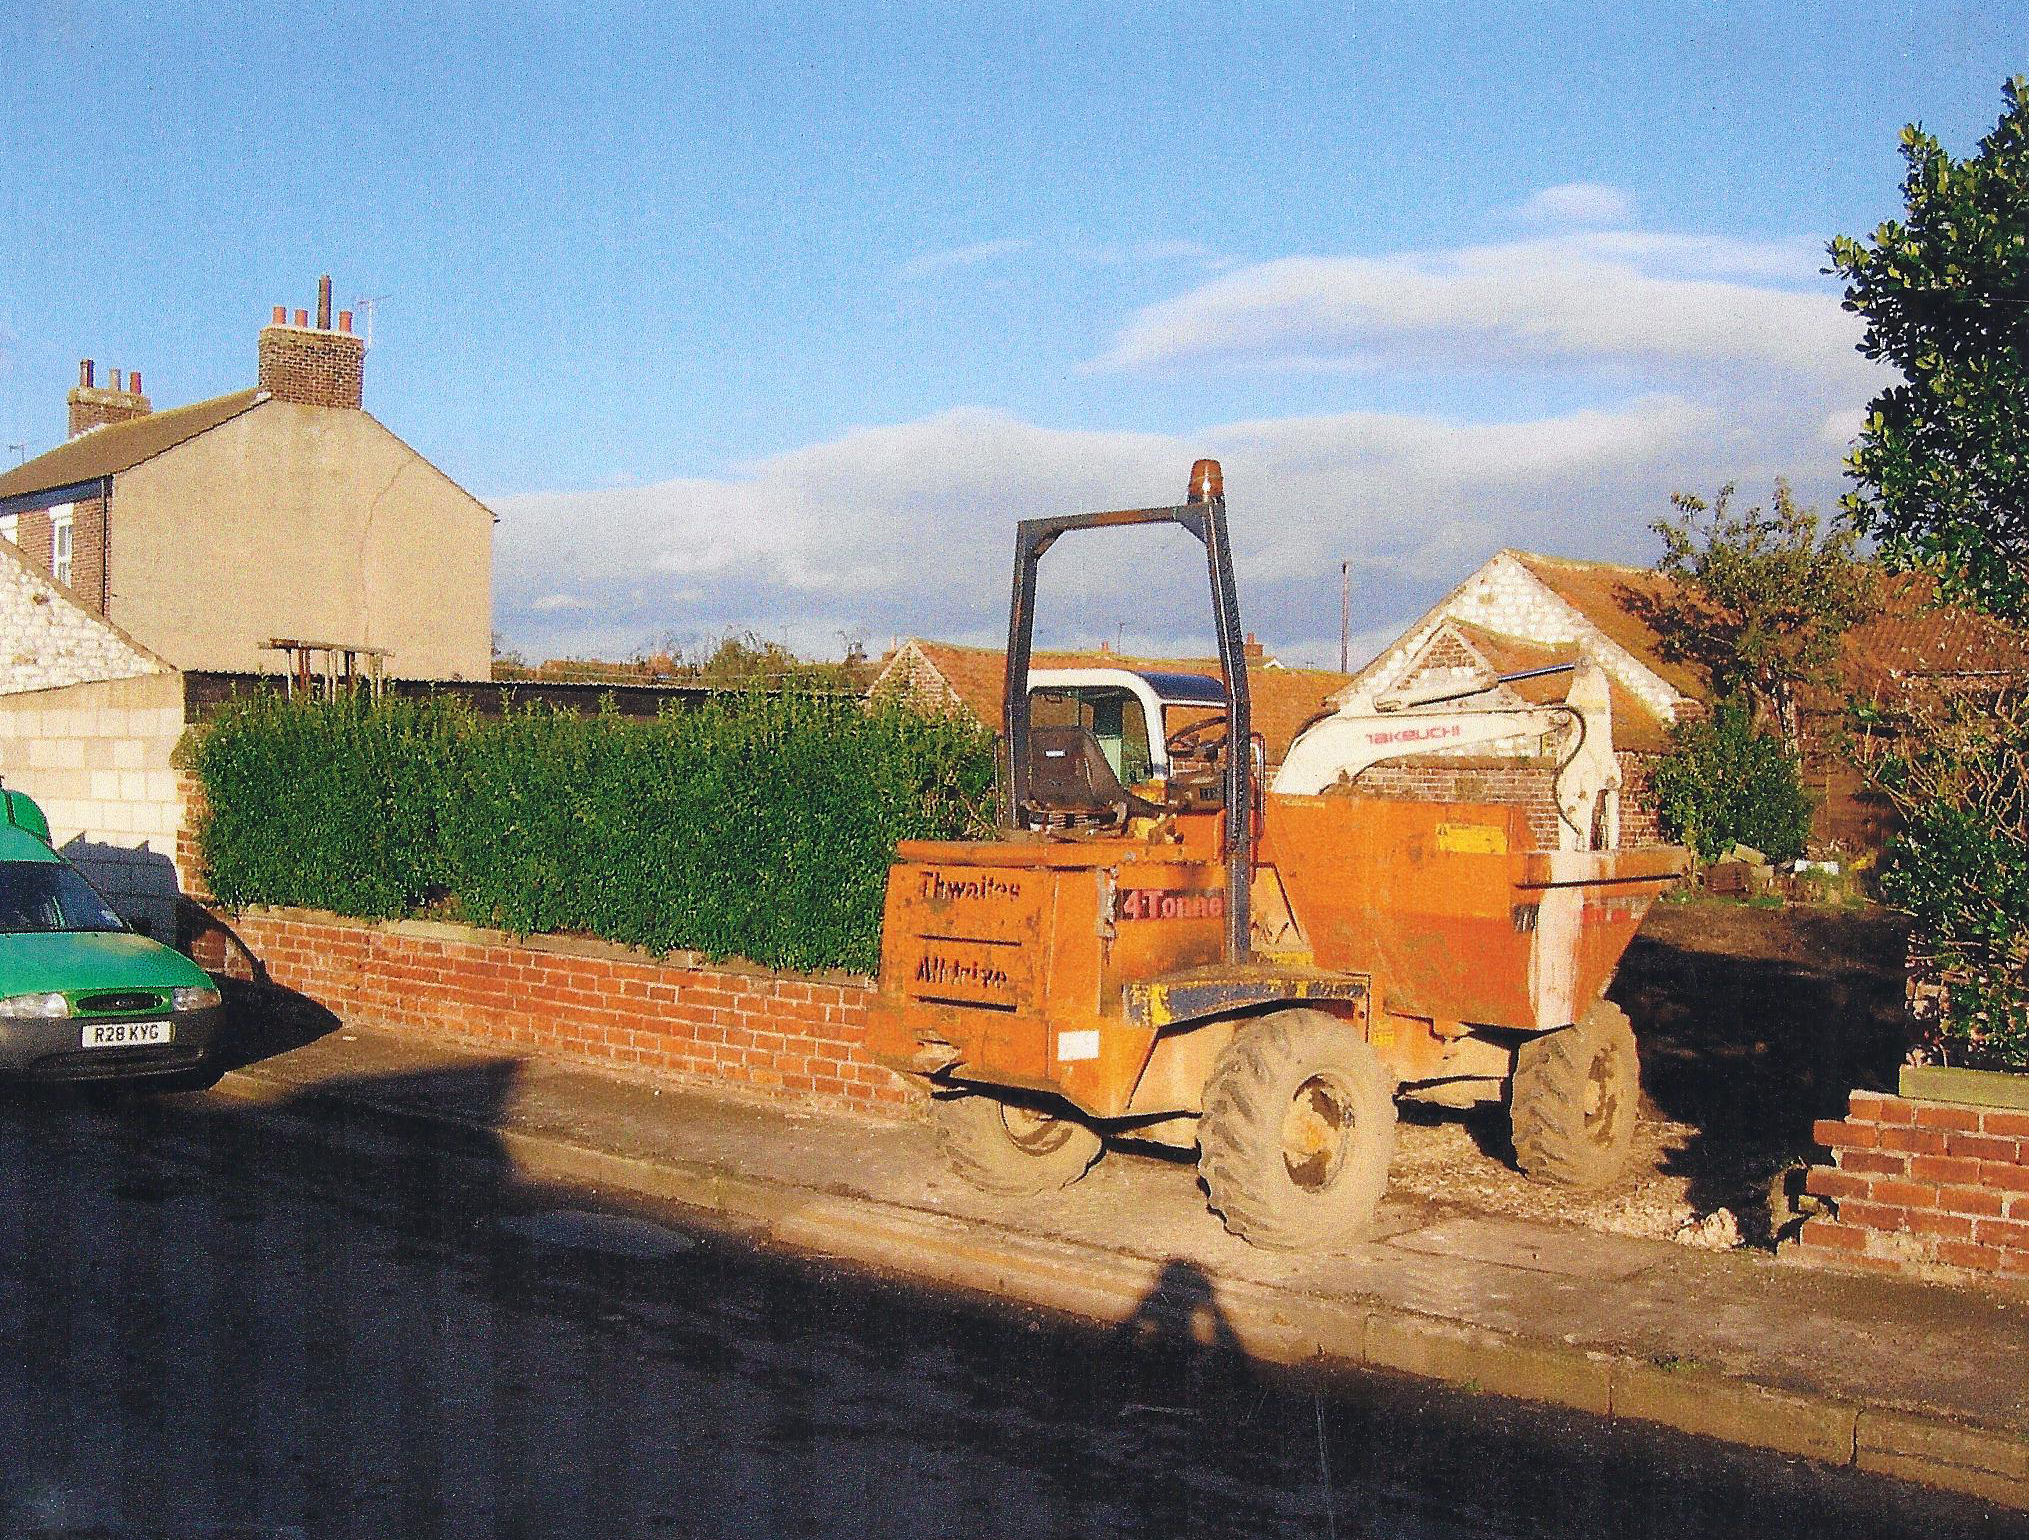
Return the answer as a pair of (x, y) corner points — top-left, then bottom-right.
(1281, 1075), (1354, 1192)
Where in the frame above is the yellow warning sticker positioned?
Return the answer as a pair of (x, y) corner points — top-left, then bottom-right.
(1434, 821), (1508, 855)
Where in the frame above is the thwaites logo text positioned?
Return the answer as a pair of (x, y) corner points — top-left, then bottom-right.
(1362, 723), (1464, 748)
(1115, 887), (1226, 923)
(918, 870), (1024, 904)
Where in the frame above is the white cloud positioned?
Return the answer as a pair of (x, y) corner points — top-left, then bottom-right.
(495, 217), (1888, 670)
(1513, 182), (1636, 226)
(493, 385), (1844, 668)
(1087, 231), (1866, 386)
(898, 238), (1033, 279)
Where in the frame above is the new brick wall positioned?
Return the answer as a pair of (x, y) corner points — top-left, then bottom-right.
(1354, 757), (1562, 848)
(1793, 1090), (2029, 1280)
(195, 906), (918, 1119)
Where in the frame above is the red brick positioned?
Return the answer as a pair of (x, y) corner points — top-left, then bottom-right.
(1805, 1167), (1871, 1201)
(1909, 1153), (1982, 1186)
(1878, 1126), (1948, 1156)
(1906, 1209), (1975, 1241)
(1851, 1092), (1915, 1125)
(1812, 1119), (1875, 1149)
(1839, 1199), (1909, 1232)
(1937, 1240), (2005, 1272)
(1910, 1101), (1982, 1132)
(1947, 1132), (2022, 1163)
(1981, 1109), (2029, 1139)
(1974, 1217), (2029, 1250)
(1940, 1185), (2008, 1218)
(1873, 1178), (1940, 1209)
(1796, 1218), (1868, 1252)
(1837, 1147), (1906, 1177)
(1981, 1162), (2029, 1193)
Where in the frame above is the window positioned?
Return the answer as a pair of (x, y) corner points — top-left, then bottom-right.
(50, 509), (72, 587)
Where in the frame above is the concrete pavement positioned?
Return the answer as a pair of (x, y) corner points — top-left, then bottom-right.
(206, 1018), (2029, 1513)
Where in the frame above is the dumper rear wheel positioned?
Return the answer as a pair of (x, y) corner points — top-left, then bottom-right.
(933, 1089), (1102, 1195)
(1198, 1010), (1397, 1251)
(1511, 999), (1640, 1189)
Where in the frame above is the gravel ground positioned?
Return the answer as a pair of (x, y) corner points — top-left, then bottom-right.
(1386, 895), (1913, 1251)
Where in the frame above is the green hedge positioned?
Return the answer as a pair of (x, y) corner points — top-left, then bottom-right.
(189, 690), (995, 974)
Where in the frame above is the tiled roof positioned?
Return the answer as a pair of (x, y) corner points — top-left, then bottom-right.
(877, 639), (1352, 763)
(0, 389), (264, 500)
(1840, 574), (2029, 700)
(1504, 550), (1709, 701)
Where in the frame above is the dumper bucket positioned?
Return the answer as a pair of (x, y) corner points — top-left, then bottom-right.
(1263, 794), (1686, 1031)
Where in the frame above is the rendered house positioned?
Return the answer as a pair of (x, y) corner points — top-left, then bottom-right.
(0, 278), (495, 933)
(0, 279), (492, 681)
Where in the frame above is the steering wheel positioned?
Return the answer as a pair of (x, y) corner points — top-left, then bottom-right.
(1165, 714), (1229, 761)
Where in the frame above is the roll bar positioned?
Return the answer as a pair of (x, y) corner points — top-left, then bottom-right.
(1002, 461), (1253, 963)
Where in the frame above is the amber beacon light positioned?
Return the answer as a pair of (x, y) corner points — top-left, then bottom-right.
(1186, 458), (1223, 505)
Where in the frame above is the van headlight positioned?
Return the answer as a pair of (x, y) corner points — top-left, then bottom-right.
(172, 986), (222, 1012)
(0, 992), (70, 1019)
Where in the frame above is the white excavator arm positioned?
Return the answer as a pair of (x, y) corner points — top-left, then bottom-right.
(1272, 661), (1623, 851)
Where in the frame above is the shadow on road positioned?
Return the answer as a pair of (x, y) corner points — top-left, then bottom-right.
(0, 1051), (2008, 1540)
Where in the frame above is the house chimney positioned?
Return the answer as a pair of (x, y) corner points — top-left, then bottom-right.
(1243, 632), (1264, 663)
(257, 275), (365, 410)
(67, 356), (152, 437)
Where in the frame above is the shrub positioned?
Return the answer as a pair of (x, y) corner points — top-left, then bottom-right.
(189, 689), (995, 974)
(1863, 697), (2029, 1071)
(1650, 700), (1814, 864)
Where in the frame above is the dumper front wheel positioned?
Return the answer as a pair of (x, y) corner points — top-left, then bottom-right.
(933, 1089), (1103, 1195)
(1511, 999), (1640, 1189)
(1198, 1010), (1397, 1251)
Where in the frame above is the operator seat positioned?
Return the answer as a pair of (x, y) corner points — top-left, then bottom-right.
(1024, 726), (1162, 827)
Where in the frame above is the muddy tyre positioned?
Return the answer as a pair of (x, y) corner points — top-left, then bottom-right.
(1197, 1009), (1397, 1251)
(933, 1089), (1102, 1196)
(1510, 999), (1640, 1189)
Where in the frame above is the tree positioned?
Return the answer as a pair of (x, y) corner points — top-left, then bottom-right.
(1647, 480), (1877, 754)
(1650, 701), (1815, 865)
(1829, 77), (2029, 622)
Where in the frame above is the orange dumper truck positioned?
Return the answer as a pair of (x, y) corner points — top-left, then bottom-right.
(866, 463), (1686, 1249)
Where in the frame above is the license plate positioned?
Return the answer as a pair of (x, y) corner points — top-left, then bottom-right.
(80, 1020), (173, 1049)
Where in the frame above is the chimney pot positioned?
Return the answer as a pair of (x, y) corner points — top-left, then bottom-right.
(316, 274), (333, 330)
(338, 310), (353, 334)
(272, 306), (286, 324)
(79, 360), (95, 389)
(128, 371), (141, 395)
(294, 309), (308, 328)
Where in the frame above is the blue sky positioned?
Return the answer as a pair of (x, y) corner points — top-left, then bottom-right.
(1, 3), (2022, 667)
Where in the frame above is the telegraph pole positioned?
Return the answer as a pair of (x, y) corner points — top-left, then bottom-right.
(1339, 560), (1351, 673)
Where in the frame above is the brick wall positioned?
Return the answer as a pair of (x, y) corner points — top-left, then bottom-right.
(1618, 751), (1661, 846)
(198, 906), (917, 1119)
(257, 323), (364, 410)
(1354, 757), (1562, 848)
(1793, 1091), (2029, 1280)
(69, 492), (108, 613)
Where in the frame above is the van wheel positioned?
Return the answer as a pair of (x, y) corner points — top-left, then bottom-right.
(1511, 999), (1640, 1189)
(1198, 1009), (1396, 1251)
(933, 1089), (1102, 1195)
